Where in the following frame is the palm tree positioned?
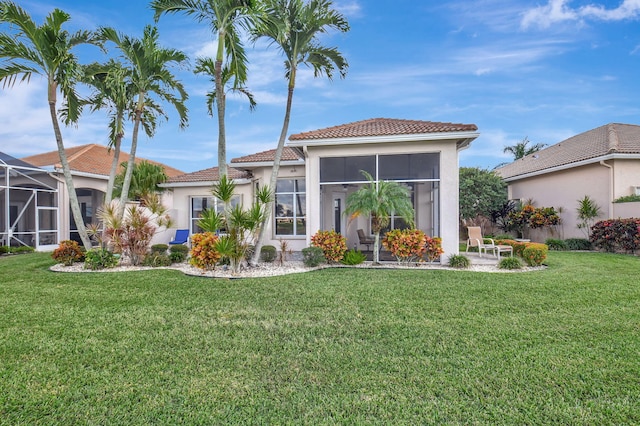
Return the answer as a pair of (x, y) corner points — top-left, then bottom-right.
(345, 172), (415, 264)
(98, 25), (188, 216)
(0, 2), (101, 250)
(194, 56), (256, 115)
(503, 137), (547, 160)
(250, 0), (349, 264)
(151, 0), (257, 178)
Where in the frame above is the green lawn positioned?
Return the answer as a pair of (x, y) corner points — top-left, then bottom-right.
(1, 252), (639, 424)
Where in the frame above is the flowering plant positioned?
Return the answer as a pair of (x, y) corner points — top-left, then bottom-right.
(311, 230), (347, 263)
(189, 232), (221, 270)
(424, 236), (444, 263)
(382, 229), (427, 263)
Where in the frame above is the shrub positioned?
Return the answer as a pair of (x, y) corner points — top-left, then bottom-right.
(424, 236), (444, 263)
(302, 246), (326, 267)
(0, 246), (8, 254)
(545, 238), (568, 251)
(590, 218), (640, 253)
(150, 244), (168, 254)
(260, 245), (277, 263)
(565, 238), (592, 251)
(51, 240), (85, 266)
(341, 249), (367, 265)
(7, 246), (35, 254)
(613, 194), (640, 203)
(189, 232), (221, 271)
(310, 230), (347, 263)
(498, 256), (523, 270)
(382, 229), (427, 263)
(168, 244), (188, 263)
(448, 254), (470, 269)
(142, 253), (172, 267)
(84, 248), (118, 270)
(521, 243), (548, 266)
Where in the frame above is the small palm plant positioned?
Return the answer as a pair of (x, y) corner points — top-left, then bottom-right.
(576, 195), (602, 238)
(345, 171), (415, 264)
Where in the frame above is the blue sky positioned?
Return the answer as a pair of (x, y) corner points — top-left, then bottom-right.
(1, 0), (639, 173)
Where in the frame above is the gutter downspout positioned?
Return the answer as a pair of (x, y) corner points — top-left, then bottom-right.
(600, 160), (614, 218)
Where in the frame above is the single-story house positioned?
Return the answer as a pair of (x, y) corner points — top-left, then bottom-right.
(496, 123), (640, 240)
(1, 152), (59, 250)
(22, 144), (184, 245)
(163, 118), (479, 258)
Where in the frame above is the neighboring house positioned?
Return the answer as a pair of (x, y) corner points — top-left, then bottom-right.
(22, 144), (184, 244)
(496, 123), (640, 240)
(1, 152), (58, 250)
(163, 118), (479, 258)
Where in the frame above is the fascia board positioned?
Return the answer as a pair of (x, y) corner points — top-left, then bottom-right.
(287, 131), (481, 147)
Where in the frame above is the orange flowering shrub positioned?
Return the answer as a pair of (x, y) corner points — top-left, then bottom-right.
(522, 243), (548, 266)
(51, 240), (85, 266)
(189, 232), (221, 270)
(424, 236), (444, 263)
(311, 230), (347, 263)
(382, 229), (427, 263)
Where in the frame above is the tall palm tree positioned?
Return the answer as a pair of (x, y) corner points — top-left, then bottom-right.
(0, 2), (101, 250)
(250, 0), (349, 264)
(194, 56), (256, 115)
(503, 137), (547, 160)
(151, 0), (257, 178)
(345, 172), (415, 264)
(99, 25), (188, 216)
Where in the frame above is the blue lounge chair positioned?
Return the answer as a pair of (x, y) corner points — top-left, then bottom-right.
(169, 229), (189, 245)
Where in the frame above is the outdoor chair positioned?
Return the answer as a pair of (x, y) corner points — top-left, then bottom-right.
(357, 229), (375, 251)
(466, 226), (513, 258)
(169, 229), (189, 246)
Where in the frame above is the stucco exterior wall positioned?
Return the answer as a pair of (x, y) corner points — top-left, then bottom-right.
(507, 163), (610, 240)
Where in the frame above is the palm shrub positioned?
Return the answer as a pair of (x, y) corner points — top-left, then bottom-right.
(311, 230), (347, 263)
(51, 240), (85, 266)
(382, 229), (427, 264)
(345, 171), (415, 264)
(576, 195), (602, 238)
(448, 254), (470, 269)
(341, 249), (367, 265)
(189, 232), (221, 271)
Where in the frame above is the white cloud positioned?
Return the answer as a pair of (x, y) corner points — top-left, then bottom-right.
(522, 0), (640, 29)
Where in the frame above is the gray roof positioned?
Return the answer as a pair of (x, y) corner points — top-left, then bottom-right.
(496, 123), (640, 180)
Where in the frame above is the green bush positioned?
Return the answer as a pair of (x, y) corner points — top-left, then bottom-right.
(613, 194), (640, 203)
(302, 246), (326, 267)
(498, 256), (523, 270)
(0, 246), (8, 254)
(169, 244), (189, 253)
(84, 248), (119, 270)
(522, 243), (548, 266)
(150, 244), (169, 254)
(545, 238), (568, 251)
(565, 238), (592, 251)
(260, 245), (277, 263)
(448, 254), (470, 269)
(5, 246), (35, 254)
(341, 249), (367, 265)
(142, 253), (172, 267)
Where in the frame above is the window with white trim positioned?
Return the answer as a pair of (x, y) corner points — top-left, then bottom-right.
(190, 196), (240, 233)
(275, 179), (306, 236)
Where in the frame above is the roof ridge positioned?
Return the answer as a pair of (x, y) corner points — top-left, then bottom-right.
(66, 144), (98, 163)
(607, 123), (620, 153)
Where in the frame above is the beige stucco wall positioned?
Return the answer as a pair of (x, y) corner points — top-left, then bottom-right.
(304, 139), (461, 258)
(507, 162), (612, 240)
(56, 173), (107, 241)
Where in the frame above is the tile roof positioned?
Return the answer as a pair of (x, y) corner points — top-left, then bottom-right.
(230, 147), (304, 164)
(496, 123), (640, 180)
(288, 118), (478, 141)
(167, 166), (250, 183)
(22, 144), (184, 177)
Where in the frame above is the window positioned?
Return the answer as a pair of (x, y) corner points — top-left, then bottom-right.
(190, 196), (240, 233)
(275, 179), (306, 236)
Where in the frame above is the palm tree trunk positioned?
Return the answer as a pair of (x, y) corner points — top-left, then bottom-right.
(104, 130), (123, 205)
(215, 36), (227, 178)
(48, 85), (93, 251)
(251, 75), (296, 265)
(119, 96), (144, 217)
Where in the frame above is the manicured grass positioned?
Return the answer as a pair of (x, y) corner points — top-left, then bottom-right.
(1, 252), (639, 424)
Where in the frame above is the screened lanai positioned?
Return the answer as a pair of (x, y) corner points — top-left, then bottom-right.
(0, 152), (59, 250)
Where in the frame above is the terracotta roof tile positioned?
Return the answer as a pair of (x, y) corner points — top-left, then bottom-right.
(231, 147), (304, 164)
(496, 123), (640, 180)
(22, 144), (184, 177)
(289, 118), (478, 141)
(167, 166), (250, 183)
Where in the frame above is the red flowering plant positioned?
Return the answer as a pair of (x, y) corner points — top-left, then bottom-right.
(424, 236), (444, 263)
(189, 232), (221, 270)
(382, 229), (427, 264)
(311, 230), (347, 263)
